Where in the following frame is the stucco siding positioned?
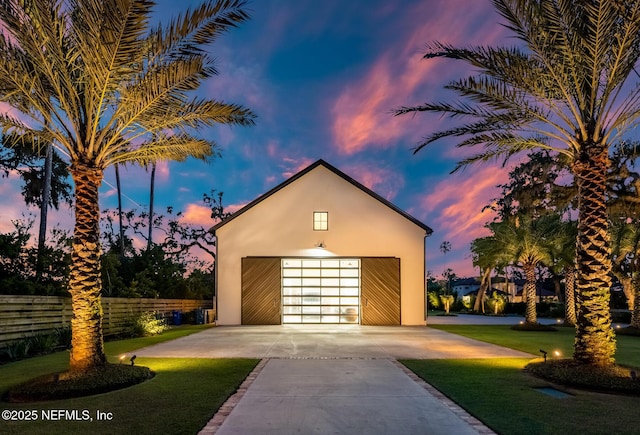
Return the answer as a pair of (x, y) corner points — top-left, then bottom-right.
(216, 165), (427, 325)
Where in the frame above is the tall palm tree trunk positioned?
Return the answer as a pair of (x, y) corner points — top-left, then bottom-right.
(147, 162), (156, 251)
(68, 163), (106, 372)
(523, 264), (537, 324)
(36, 143), (53, 282)
(115, 163), (125, 254)
(631, 272), (640, 329)
(572, 147), (615, 365)
(615, 276), (634, 311)
(474, 267), (491, 313)
(564, 265), (577, 327)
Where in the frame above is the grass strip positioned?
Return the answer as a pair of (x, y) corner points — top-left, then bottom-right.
(401, 358), (639, 435)
(427, 324), (640, 366)
(0, 326), (258, 435)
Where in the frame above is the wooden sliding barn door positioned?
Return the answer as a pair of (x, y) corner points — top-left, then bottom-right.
(241, 257), (281, 325)
(361, 257), (400, 325)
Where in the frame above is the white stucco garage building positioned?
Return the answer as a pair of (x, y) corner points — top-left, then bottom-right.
(212, 160), (432, 326)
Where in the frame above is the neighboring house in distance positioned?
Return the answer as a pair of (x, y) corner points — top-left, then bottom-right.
(212, 160), (433, 326)
(453, 277), (519, 303)
(452, 278), (481, 297)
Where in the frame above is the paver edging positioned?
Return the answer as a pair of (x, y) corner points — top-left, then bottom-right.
(198, 358), (269, 434)
(199, 356), (497, 434)
(392, 359), (496, 435)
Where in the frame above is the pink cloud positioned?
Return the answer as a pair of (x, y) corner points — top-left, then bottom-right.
(0, 172), (75, 243)
(179, 201), (252, 227)
(266, 140), (279, 158)
(156, 160), (170, 181)
(330, 1), (507, 155)
(0, 175), (31, 233)
(421, 165), (507, 236)
(417, 164), (511, 277)
(225, 202), (248, 215)
(281, 157), (315, 179)
(343, 163), (404, 201)
(179, 203), (213, 226)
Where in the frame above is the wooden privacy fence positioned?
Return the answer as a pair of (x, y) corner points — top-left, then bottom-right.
(0, 295), (214, 348)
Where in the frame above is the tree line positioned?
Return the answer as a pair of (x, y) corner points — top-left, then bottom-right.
(0, 139), (229, 301)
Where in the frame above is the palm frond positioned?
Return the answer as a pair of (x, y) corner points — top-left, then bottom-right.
(402, 0), (640, 163)
(108, 134), (217, 166)
(0, 0), (254, 170)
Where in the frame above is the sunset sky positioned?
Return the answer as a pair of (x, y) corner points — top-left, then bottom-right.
(1, 0), (519, 278)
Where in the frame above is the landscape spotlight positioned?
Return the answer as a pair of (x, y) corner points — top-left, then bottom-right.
(119, 355), (126, 364)
(539, 349), (547, 362)
(130, 355), (137, 366)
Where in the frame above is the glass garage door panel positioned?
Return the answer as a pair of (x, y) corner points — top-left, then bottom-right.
(282, 258), (360, 324)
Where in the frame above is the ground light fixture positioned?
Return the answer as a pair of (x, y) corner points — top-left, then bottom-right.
(540, 349), (548, 362)
(119, 355), (126, 364)
(130, 355), (137, 366)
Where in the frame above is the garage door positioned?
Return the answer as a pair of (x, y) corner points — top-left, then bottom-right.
(282, 258), (360, 324)
(361, 257), (400, 325)
(241, 257), (281, 325)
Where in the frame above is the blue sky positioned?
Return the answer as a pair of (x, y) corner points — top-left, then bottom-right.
(1, 0), (516, 278)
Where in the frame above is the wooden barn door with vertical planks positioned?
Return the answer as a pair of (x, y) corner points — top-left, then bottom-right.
(361, 257), (401, 325)
(241, 257), (281, 325)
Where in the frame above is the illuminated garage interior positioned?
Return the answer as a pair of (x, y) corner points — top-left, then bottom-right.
(281, 258), (360, 324)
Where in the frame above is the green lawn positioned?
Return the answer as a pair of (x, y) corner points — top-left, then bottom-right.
(0, 326), (258, 435)
(427, 324), (640, 366)
(401, 324), (640, 435)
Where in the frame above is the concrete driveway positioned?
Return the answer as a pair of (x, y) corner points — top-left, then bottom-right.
(135, 324), (534, 359)
(136, 322), (534, 434)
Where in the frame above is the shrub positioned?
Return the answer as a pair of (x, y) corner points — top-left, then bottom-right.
(485, 292), (507, 315)
(54, 326), (72, 349)
(4, 339), (31, 361)
(2, 328), (71, 363)
(427, 291), (440, 310)
(27, 333), (58, 356)
(126, 312), (168, 337)
(461, 294), (476, 311)
(439, 295), (455, 314)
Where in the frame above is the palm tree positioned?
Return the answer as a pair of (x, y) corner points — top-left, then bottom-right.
(0, 0), (255, 372)
(35, 143), (53, 281)
(470, 233), (510, 313)
(546, 219), (578, 326)
(114, 164), (125, 255)
(488, 216), (559, 324)
(610, 218), (640, 328)
(147, 162), (157, 252)
(395, 0), (640, 366)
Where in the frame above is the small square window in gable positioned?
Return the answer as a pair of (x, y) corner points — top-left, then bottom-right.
(313, 211), (328, 231)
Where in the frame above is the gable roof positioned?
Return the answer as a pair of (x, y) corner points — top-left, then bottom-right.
(211, 159), (433, 234)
